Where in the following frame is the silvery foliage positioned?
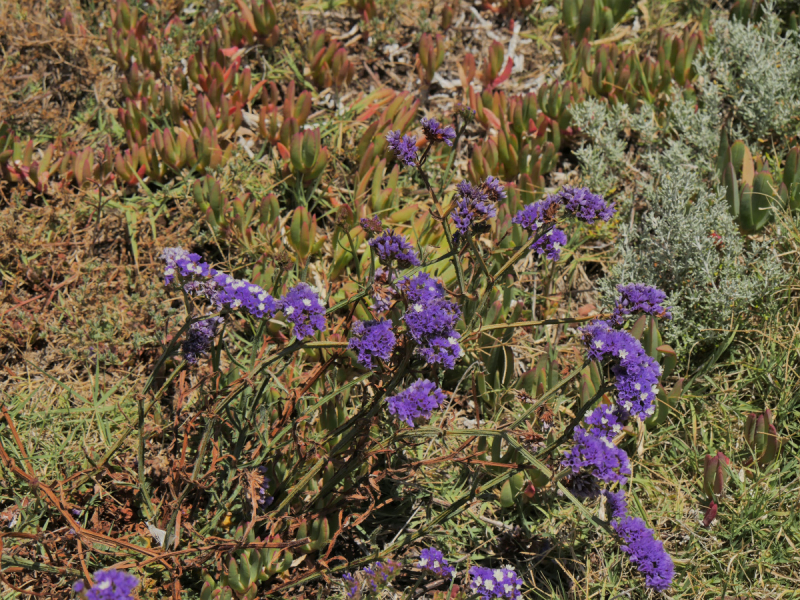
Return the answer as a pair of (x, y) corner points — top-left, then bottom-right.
(705, 1), (800, 146)
(599, 172), (784, 354)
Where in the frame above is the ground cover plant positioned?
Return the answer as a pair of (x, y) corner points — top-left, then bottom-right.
(1, 0), (799, 599)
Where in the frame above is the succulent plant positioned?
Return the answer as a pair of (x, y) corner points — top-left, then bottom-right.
(306, 30), (356, 92)
(417, 33), (447, 87)
(743, 408), (780, 468)
(562, 0), (633, 42)
(200, 526), (292, 600)
(702, 451), (730, 502)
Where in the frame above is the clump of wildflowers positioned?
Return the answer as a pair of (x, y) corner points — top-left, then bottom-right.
(182, 316), (224, 364)
(210, 273), (278, 319)
(161, 247), (211, 286)
(369, 230), (421, 268)
(255, 466), (273, 508)
(581, 321), (661, 419)
(398, 271), (446, 304)
(530, 227), (568, 261)
(416, 333), (463, 370)
(404, 298), (460, 343)
(562, 404), (631, 484)
(557, 186), (616, 223)
(278, 283), (326, 340)
(611, 283), (672, 325)
(348, 320), (397, 368)
(386, 378), (447, 427)
(421, 117), (456, 146)
(603, 490), (675, 591)
(73, 569), (139, 600)
(451, 179), (501, 236)
(418, 547), (454, 579)
(469, 565), (523, 600)
(512, 187), (615, 261)
(341, 559), (402, 598)
(386, 130), (418, 167)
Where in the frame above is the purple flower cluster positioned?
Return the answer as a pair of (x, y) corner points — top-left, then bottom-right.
(386, 378), (447, 427)
(612, 284), (672, 325)
(451, 179), (502, 235)
(161, 248), (212, 286)
(562, 404), (630, 484)
(386, 130), (418, 167)
(256, 466), (273, 508)
(210, 272), (278, 318)
(530, 227), (568, 260)
(581, 321), (661, 419)
(398, 271), (446, 305)
(557, 186), (616, 223)
(340, 558), (401, 596)
(73, 569), (138, 600)
(512, 187), (614, 261)
(369, 230), (421, 268)
(182, 316), (224, 364)
(404, 297), (463, 369)
(603, 490), (675, 591)
(399, 272), (462, 369)
(417, 547), (454, 579)
(348, 320), (396, 368)
(278, 283), (326, 340)
(455, 103), (477, 123)
(469, 566), (523, 600)
(421, 117), (456, 146)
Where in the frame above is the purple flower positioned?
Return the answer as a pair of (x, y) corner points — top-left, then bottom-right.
(455, 103), (477, 123)
(557, 186), (616, 223)
(397, 271), (446, 304)
(161, 247), (212, 286)
(360, 215), (383, 234)
(602, 490), (675, 591)
(612, 284), (672, 325)
(369, 230), (421, 268)
(581, 321), (661, 419)
(417, 334), (463, 369)
(256, 466), (273, 507)
(562, 404), (631, 484)
(421, 117), (456, 146)
(73, 569), (139, 600)
(469, 566), (523, 600)
(451, 180), (498, 235)
(182, 316), (224, 364)
(418, 547), (454, 579)
(530, 227), (567, 260)
(386, 130), (418, 167)
(386, 378), (447, 426)
(349, 320), (397, 368)
(512, 195), (561, 232)
(341, 573), (360, 598)
(278, 283), (326, 340)
(210, 272), (278, 319)
(362, 559), (401, 592)
(404, 298), (460, 343)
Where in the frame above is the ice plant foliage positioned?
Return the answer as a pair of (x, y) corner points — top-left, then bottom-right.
(386, 378), (447, 426)
(603, 490), (675, 591)
(348, 319), (397, 368)
(278, 283), (326, 340)
(418, 547), (454, 579)
(73, 569), (139, 600)
(469, 565), (523, 600)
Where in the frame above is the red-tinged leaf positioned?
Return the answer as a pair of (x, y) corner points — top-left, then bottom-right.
(491, 57), (514, 89)
(482, 107), (502, 130)
(702, 501), (717, 527)
(276, 142), (290, 160)
(221, 46), (241, 58)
